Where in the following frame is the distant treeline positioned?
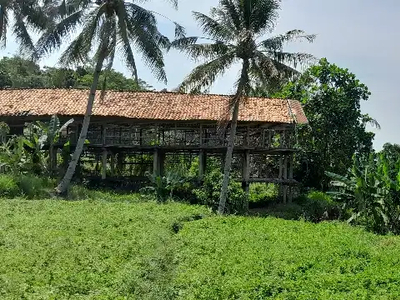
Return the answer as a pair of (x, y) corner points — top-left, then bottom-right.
(0, 56), (153, 91)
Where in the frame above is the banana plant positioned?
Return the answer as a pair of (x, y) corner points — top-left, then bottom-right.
(25, 115), (74, 173)
(326, 153), (400, 234)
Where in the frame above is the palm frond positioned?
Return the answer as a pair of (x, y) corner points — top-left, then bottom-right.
(12, 14), (35, 55)
(215, 0), (241, 32)
(263, 51), (316, 68)
(148, 10), (186, 39)
(247, 0), (280, 35)
(116, 1), (138, 83)
(0, 5), (9, 48)
(125, 3), (169, 83)
(57, 4), (107, 66)
(260, 30), (316, 51)
(173, 40), (233, 61)
(254, 50), (300, 79)
(192, 11), (234, 42)
(179, 52), (237, 93)
(34, 9), (85, 59)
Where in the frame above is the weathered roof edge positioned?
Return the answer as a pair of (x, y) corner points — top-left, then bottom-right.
(0, 88), (308, 124)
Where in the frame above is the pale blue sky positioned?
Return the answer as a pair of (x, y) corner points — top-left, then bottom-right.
(1, 0), (399, 149)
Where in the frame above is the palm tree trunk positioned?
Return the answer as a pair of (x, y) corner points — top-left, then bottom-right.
(218, 59), (249, 214)
(218, 100), (240, 214)
(55, 50), (108, 195)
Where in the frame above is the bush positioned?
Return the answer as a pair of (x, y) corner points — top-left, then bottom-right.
(16, 175), (55, 199)
(0, 174), (19, 197)
(0, 174), (55, 199)
(249, 183), (278, 207)
(296, 191), (341, 222)
(193, 169), (246, 214)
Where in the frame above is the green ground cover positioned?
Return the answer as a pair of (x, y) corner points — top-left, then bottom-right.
(0, 198), (400, 299)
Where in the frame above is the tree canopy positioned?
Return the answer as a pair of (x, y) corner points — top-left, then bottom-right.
(275, 58), (377, 189)
(173, 0), (315, 213)
(0, 56), (153, 91)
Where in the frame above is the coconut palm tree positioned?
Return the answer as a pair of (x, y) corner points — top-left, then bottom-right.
(172, 0), (315, 214)
(35, 0), (184, 195)
(0, 0), (51, 54)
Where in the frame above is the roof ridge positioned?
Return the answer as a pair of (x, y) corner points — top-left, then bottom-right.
(0, 87), (301, 102)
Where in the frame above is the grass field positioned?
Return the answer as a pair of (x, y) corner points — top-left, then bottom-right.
(1, 198), (400, 299)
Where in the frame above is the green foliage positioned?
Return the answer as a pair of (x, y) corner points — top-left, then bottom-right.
(248, 183), (278, 205)
(3, 198), (400, 298)
(0, 56), (152, 90)
(173, 2), (315, 94)
(299, 191), (341, 222)
(0, 1), (50, 54)
(175, 217), (400, 299)
(275, 58), (376, 190)
(0, 174), (55, 199)
(0, 174), (19, 197)
(193, 168), (246, 214)
(0, 199), (210, 299)
(326, 153), (400, 234)
(142, 171), (187, 203)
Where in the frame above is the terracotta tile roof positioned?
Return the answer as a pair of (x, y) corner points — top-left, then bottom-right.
(0, 89), (308, 124)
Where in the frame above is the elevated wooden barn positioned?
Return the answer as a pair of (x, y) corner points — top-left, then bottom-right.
(0, 88), (308, 202)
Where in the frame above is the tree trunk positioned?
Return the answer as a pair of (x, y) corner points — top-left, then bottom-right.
(218, 101), (240, 214)
(218, 59), (249, 214)
(55, 50), (108, 195)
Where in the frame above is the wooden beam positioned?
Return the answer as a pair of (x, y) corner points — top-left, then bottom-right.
(283, 156), (288, 204)
(199, 150), (206, 181)
(242, 150), (250, 192)
(101, 149), (107, 180)
(288, 154), (294, 203)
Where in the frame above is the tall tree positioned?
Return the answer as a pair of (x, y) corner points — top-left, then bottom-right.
(0, 0), (50, 54)
(173, 0), (315, 213)
(35, 0), (184, 195)
(275, 58), (379, 190)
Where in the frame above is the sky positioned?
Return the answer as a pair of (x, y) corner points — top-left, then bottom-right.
(1, 0), (399, 149)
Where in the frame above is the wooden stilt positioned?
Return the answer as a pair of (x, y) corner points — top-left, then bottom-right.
(110, 153), (115, 176)
(101, 149), (107, 180)
(153, 149), (165, 177)
(199, 150), (206, 182)
(288, 154), (294, 203)
(283, 156), (288, 204)
(153, 148), (159, 177)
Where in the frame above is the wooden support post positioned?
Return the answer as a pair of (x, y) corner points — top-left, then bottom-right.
(153, 148), (159, 177)
(110, 153), (115, 176)
(117, 153), (124, 175)
(101, 125), (107, 179)
(199, 150), (206, 182)
(268, 130), (272, 149)
(283, 156), (288, 204)
(102, 124), (107, 145)
(101, 149), (107, 180)
(199, 124), (203, 147)
(160, 151), (165, 177)
(242, 150), (250, 212)
(153, 149), (165, 177)
(288, 154), (294, 203)
(242, 150), (250, 193)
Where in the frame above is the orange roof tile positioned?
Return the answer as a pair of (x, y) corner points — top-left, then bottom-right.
(0, 89), (308, 124)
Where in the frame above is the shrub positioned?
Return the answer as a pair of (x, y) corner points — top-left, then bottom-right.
(300, 191), (340, 222)
(0, 174), (19, 197)
(16, 175), (55, 199)
(141, 171), (187, 203)
(248, 183), (278, 207)
(193, 168), (246, 214)
(327, 153), (400, 234)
